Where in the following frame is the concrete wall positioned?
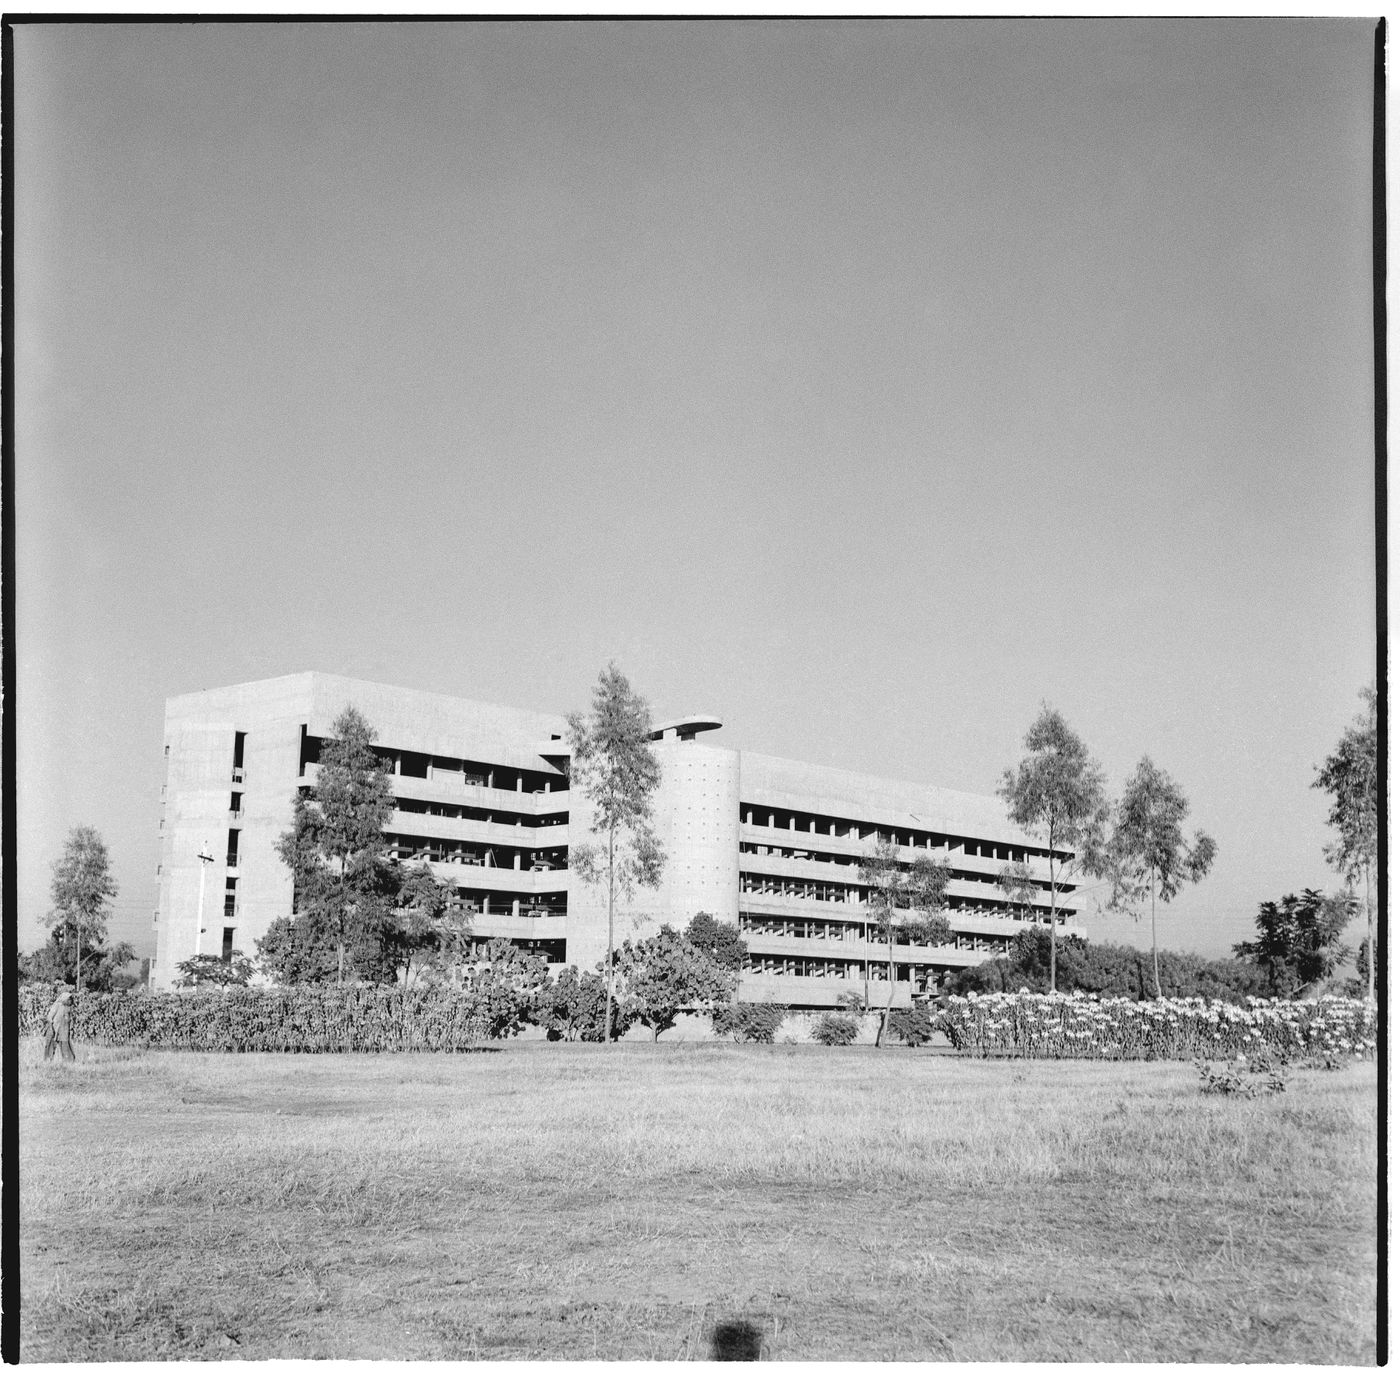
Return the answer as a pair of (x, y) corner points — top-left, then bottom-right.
(564, 736), (741, 970)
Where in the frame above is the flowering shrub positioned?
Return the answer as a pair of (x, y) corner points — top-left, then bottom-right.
(937, 991), (1377, 1062)
(17, 982), (493, 1052)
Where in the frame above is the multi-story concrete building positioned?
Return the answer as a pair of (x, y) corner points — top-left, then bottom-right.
(150, 673), (1083, 998)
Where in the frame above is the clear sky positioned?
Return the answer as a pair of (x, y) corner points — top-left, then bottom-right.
(15, 20), (1378, 963)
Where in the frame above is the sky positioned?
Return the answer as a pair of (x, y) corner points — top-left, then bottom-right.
(14, 19), (1378, 963)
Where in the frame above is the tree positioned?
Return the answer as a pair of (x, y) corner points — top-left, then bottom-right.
(1314, 686), (1379, 1003)
(21, 932), (136, 992)
(176, 950), (254, 988)
(383, 864), (458, 987)
(1233, 889), (1353, 995)
(998, 707), (1110, 994)
(40, 825), (119, 994)
(567, 664), (666, 1043)
(996, 860), (1038, 927)
(275, 707), (399, 984)
(615, 925), (738, 1040)
(1356, 934), (1385, 994)
(459, 938), (551, 1039)
(1107, 756), (1217, 999)
(532, 965), (627, 1042)
(859, 835), (950, 1047)
(685, 911), (747, 972)
(255, 912), (344, 984)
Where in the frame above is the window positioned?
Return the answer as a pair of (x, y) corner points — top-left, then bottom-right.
(224, 876), (238, 917)
(227, 828), (240, 867)
(230, 792), (242, 817)
(222, 927), (235, 961)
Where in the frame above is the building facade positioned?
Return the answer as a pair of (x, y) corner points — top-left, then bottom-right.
(150, 673), (1083, 998)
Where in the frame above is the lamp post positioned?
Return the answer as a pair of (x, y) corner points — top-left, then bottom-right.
(195, 842), (215, 960)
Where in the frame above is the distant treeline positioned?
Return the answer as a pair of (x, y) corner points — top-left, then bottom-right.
(944, 928), (1285, 1003)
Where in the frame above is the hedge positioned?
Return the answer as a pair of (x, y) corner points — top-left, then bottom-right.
(937, 991), (1377, 1061)
(18, 982), (492, 1052)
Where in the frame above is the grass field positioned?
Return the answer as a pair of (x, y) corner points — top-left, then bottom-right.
(19, 1038), (1378, 1362)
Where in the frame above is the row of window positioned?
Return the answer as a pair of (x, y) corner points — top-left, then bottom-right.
(394, 797), (570, 829)
(739, 872), (1059, 916)
(299, 729), (568, 797)
(740, 801), (1070, 866)
(739, 842), (1063, 896)
(387, 836), (568, 871)
(741, 952), (1009, 980)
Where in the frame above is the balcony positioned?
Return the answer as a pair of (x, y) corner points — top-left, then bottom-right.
(226, 853), (240, 868)
(738, 821), (1068, 883)
(231, 767), (245, 784)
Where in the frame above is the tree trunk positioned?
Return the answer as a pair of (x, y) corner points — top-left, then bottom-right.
(1365, 862), (1375, 1004)
(1150, 868), (1162, 999)
(338, 936), (346, 986)
(604, 827), (616, 1043)
(1047, 850), (1057, 994)
(877, 927), (896, 1048)
(75, 923), (82, 995)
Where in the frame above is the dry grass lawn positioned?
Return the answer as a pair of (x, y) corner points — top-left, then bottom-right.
(18, 1038), (1378, 1362)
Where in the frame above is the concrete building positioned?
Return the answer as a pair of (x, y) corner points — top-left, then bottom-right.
(150, 673), (1083, 998)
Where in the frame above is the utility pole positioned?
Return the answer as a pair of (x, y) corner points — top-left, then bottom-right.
(195, 842), (214, 960)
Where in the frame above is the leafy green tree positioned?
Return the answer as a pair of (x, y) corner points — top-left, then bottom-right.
(460, 938), (551, 1039)
(176, 950), (254, 988)
(567, 664), (666, 1042)
(1106, 756), (1218, 999)
(1233, 889), (1353, 995)
(996, 860), (1039, 926)
(1314, 686), (1379, 1002)
(39, 826), (123, 994)
(21, 930), (136, 992)
(383, 864), (458, 987)
(615, 925), (738, 1041)
(998, 707), (1111, 993)
(256, 914), (336, 984)
(275, 707), (399, 984)
(859, 835), (950, 1046)
(532, 965), (627, 1041)
(1356, 934), (1385, 994)
(685, 911), (747, 971)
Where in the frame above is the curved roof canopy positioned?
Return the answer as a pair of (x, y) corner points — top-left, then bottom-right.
(649, 714), (723, 740)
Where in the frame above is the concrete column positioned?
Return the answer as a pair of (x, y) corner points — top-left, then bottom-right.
(512, 898), (520, 916)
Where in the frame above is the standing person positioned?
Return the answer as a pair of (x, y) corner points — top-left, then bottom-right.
(43, 988), (75, 1062)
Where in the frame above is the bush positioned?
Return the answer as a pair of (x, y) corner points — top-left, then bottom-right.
(17, 981), (498, 1052)
(886, 1006), (935, 1047)
(936, 991), (1377, 1062)
(812, 1013), (858, 1046)
(711, 1002), (786, 1043)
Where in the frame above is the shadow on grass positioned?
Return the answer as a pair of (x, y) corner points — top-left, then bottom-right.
(711, 1318), (764, 1360)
